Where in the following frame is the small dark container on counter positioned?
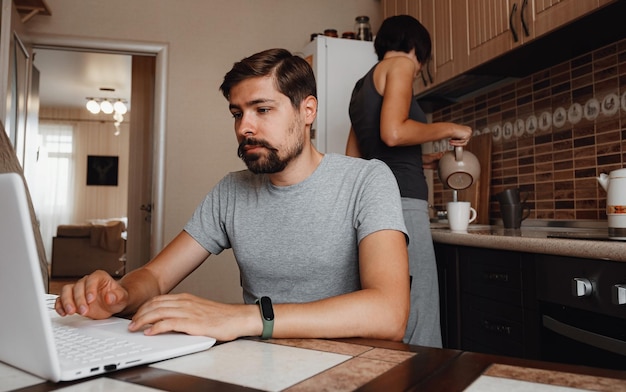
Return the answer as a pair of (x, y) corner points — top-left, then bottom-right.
(355, 16), (372, 41)
(496, 187), (530, 229)
(323, 29), (338, 37)
(501, 204), (530, 229)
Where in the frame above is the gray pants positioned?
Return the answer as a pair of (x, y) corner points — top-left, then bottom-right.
(401, 198), (442, 348)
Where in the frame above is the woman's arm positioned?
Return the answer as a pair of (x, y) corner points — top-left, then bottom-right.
(378, 57), (472, 147)
(345, 127), (362, 157)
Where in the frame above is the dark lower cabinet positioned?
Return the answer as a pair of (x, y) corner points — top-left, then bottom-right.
(434, 242), (460, 349)
(436, 242), (626, 367)
(435, 243), (541, 359)
(536, 254), (626, 370)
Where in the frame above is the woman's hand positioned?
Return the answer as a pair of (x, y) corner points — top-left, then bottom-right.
(422, 152), (444, 170)
(446, 123), (473, 146)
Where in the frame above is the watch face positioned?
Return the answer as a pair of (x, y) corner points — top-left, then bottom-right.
(259, 296), (274, 320)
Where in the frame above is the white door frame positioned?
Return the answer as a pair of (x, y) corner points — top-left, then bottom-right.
(30, 34), (167, 256)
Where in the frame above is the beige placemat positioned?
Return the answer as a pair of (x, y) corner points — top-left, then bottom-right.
(151, 339), (351, 391)
(465, 375), (589, 391)
(472, 363), (626, 392)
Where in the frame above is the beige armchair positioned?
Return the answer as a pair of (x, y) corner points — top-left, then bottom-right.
(51, 220), (126, 278)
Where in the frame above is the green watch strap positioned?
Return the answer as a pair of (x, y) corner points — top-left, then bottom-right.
(255, 296), (274, 339)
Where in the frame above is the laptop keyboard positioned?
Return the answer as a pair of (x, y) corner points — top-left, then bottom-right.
(53, 322), (153, 364)
(45, 294), (57, 310)
(46, 295), (152, 364)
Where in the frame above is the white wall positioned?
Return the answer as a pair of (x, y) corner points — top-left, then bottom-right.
(24, 0), (382, 303)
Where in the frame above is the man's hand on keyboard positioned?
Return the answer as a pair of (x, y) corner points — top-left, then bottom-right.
(55, 270), (129, 320)
(128, 293), (258, 341)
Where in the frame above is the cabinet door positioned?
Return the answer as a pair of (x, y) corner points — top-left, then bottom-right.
(381, 0), (466, 92)
(532, 0), (601, 38)
(463, 295), (527, 356)
(460, 248), (524, 307)
(460, 0), (606, 70)
(457, 246), (540, 358)
(414, 0), (462, 92)
(434, 242), (461, 349)
(429, 0), (457, 88)
(382, 0), (409, 19)
(463, 0), (526, 70)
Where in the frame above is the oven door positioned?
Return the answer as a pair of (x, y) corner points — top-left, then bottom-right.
(540, 301), (626, 370)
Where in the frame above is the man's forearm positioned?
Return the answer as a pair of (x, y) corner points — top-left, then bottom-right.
(269, 289), (408, 341)
(116, 268), (162, 316)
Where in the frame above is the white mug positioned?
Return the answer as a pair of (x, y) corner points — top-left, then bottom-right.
(447, 201), (477, 232)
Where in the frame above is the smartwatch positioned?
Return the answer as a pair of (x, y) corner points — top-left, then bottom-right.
(255, 296), (274, 339)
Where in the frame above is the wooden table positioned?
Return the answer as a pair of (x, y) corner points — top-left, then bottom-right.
(6, 337), (626, 391)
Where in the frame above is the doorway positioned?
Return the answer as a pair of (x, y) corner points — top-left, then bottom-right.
(27, 35), (168, 273)
(31, 49), (133, 264)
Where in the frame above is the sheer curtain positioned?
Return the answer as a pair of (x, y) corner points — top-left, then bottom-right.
(27, 122), (76, 260)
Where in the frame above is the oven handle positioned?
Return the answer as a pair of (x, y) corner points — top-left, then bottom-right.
(543, 315), (626, 356)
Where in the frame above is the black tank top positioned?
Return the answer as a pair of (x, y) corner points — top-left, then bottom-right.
(349, 64), (428, 200)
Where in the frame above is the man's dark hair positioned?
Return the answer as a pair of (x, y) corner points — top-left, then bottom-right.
(374, 15), (432, 63)
(220, 48), (317, 109)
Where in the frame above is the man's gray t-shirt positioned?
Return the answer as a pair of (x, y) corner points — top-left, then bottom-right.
(184, 153), (407, 304)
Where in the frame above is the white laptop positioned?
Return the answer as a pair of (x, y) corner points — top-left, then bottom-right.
(0, 172), (216, 382)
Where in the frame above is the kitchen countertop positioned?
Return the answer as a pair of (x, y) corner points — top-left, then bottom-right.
(430, 221), (626, 262)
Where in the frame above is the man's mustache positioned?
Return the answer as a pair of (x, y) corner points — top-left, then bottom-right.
(237, 138), (277, 158)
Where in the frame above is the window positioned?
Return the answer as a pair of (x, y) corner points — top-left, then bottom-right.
(29, 122), (75, 260)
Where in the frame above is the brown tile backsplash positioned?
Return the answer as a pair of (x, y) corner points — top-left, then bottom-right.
(431, 37), (626, 223)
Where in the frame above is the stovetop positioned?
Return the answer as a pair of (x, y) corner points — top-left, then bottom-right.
(545, 231), (615, 241)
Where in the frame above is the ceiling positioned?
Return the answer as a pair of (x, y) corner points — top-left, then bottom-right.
(33, 48), (132, 110)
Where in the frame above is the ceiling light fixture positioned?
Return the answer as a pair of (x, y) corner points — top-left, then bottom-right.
(100, 99), (114, 114)
(85, 97), (129, 135)
(86, 98), (100, 114)
(113, 100), (128, 115)
(85, 98), (127, 114)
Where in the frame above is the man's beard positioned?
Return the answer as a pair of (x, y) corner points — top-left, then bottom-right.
(237, 120), (305, 174)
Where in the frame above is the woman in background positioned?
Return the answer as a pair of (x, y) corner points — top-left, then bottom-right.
(346, 15), (472, 347)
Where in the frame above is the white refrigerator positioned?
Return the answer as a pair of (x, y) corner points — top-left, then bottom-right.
(303, 36), (378, 154)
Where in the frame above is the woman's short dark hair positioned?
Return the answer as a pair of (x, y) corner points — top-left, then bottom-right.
(220, 48), (317, 109)
(374, 15), (432, 63)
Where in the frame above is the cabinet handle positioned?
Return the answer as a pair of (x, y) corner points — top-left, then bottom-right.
(483, 272), (510, 283)
(613, 284), (626, 305)
(482, 319), (512, 336)
(521, 0), (530, 37)
(419, 60), (434, 87)
(509, 3), (519, 42)
(543, 316), (626, 356)
(572, 278), (593, 297)
(420, 70), (428, 87)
